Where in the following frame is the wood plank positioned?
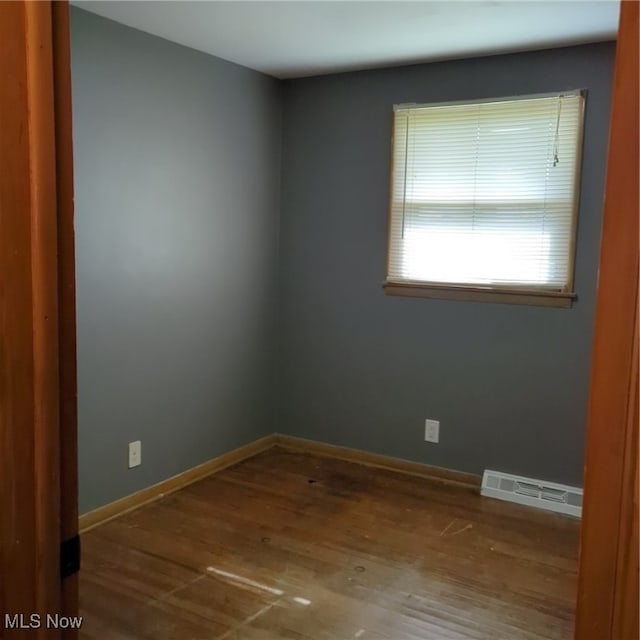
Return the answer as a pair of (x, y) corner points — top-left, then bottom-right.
(574, 1), (639, 638)
(79, 448), (579, 639)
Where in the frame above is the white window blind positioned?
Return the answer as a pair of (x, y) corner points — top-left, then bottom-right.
(387, 92), (585, 292)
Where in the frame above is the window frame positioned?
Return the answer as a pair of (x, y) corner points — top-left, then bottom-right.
(383, 90), (586, 308)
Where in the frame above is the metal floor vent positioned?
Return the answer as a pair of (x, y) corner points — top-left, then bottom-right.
(481, 470), (582, 518)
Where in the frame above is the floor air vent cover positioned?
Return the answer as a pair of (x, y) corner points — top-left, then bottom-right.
(481, 470), (582, 517)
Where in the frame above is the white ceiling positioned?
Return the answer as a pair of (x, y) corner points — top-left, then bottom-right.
(73, 1), (620, 79)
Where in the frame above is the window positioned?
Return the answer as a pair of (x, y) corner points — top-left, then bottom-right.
(385, 91), (585, 307)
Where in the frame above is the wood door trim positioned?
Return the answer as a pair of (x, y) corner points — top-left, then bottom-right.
(574, 1), (639, 638)
(0, 1), (62, 633)
(0, 4), (38, 625)
(27, 1), (63, 625)
(612, 307), (639, 638)
(53, 0), (78, 548)
(52, 2), (79, 635)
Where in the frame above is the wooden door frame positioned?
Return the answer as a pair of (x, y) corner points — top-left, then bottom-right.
(0, 1), (62, 636)
(574, 1), (639, 638)
(52, 2), (80, 633)
(0, 0), (637, 638)
(0, 2), (78, 637)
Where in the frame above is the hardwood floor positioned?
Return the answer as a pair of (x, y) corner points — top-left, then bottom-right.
(79, 447), (579, 639)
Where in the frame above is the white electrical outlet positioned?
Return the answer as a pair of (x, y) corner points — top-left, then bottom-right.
(424, 419), (440, 443)
(128, 440), (142, 468)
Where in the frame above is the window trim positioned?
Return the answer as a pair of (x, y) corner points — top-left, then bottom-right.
(383, 90), (586, 308)
(383, 281), (576, 308)
(392, 89), (583, 112)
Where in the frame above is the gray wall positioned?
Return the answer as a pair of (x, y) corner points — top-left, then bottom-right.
(71, 9), (613, 512)
(71, 8), (282, 513)
(279, 43), (614, 487)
